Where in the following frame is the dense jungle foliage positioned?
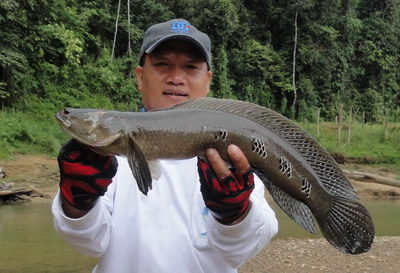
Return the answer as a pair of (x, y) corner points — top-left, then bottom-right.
(0, 0), (399, 161)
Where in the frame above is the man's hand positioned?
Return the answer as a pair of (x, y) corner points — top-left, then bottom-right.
(197, 145), (255, 224)
(58, 139), (118, 211)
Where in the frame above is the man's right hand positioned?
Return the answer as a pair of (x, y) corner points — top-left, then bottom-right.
(58, 139), (118, 211)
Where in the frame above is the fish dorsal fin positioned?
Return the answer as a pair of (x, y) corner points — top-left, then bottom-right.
(255, 170), (316, 234)
(127, 133), (153, 195)
(168, 98), (356, 200)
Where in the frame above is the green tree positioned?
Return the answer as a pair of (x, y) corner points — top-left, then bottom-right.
(0, 0), (399, 123)
(230, 39), (290, 109)
(0, 0), (31, 107)
(210, 46), (235, 99)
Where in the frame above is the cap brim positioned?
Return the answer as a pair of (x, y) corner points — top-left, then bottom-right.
(145, 34), (210, 65)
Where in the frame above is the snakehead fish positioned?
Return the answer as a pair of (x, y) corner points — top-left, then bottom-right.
(56, 97), (374, 254)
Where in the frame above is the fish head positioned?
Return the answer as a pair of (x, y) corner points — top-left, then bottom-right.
(56, 108), (122, 147)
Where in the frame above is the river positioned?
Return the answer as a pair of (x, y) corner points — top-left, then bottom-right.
(0, 198), (399, 273)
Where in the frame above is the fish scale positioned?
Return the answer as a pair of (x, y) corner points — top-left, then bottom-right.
(56, 97), (374, 255)
(171, 99), (357, 195)
(170, 98), (358, 202)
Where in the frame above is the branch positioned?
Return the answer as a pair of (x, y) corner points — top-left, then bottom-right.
(343, 170), (400, 188)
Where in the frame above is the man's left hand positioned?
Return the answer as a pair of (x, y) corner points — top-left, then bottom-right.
(197, 145), (255, 225)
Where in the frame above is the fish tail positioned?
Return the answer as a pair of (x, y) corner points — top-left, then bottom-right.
(315, 197), (374, 254)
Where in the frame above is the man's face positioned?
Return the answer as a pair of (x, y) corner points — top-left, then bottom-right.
(135, 40), (212, 110)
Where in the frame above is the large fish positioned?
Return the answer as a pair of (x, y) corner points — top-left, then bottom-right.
(56, 97), (374, 254)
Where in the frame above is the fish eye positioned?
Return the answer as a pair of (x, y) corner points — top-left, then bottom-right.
(63, 108), (71, 115)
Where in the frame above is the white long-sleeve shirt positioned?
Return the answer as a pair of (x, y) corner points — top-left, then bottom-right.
(52, 157), (278, 273)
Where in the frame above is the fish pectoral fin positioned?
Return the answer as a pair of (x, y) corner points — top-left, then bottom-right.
(148, 160), (161, 180)
(127, 132), (153, 195)
(255, 170), (316, 234)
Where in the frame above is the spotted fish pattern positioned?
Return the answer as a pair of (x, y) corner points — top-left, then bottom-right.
(56, 97), (374, 255)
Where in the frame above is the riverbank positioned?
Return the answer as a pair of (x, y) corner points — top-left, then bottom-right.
(1, 154), (400, 272)
(239, 236), (400, 273)
(1, 154), (399, 201)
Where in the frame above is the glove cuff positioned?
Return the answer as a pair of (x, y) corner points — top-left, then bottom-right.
(62, 192), (100, 211)
(60, 179), (103, 210)
(211, 198), (250, 224)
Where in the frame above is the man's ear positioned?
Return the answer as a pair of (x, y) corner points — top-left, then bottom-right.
(135, 66), (143, 92)
(206, 71), (213, 95)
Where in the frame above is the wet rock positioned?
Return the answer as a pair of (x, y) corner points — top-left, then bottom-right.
(0, 166), (6, 178)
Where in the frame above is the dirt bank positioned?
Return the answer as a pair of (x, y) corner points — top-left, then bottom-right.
(0, 154), (60, 202)
(239, 236), (400, 273)
(2, 154), (399, 201)
(1, 154), (400, 272)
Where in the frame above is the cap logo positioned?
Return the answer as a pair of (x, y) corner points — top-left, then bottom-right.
(171, 21), (189, 33)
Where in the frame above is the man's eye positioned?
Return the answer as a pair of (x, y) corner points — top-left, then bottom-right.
(154, 62), (168, 67)
(186, 64), (199, 70)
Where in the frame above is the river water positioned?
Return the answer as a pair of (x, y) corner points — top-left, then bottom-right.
(0, 199), (399, 273)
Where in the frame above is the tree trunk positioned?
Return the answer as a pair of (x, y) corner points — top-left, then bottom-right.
(337, 104), (343, 146)
(127, 0), (132, 56)
(346, 107), (352, 148)
(291, 10), (298, 108)
(384, 108), (389, 140)
(317, 108), (320, 138)
(111, 0), (122, 61)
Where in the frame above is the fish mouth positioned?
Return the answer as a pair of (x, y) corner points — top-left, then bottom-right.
(56, 111), (71, 128)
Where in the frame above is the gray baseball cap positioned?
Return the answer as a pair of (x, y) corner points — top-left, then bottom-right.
(139, 19), (211, 70)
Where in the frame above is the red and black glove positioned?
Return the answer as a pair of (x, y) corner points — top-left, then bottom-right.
(197, 158), (255, 224)
(58, 139), (118, 210)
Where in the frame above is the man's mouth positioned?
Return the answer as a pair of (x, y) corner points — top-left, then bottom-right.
(162, 91), (188, 98)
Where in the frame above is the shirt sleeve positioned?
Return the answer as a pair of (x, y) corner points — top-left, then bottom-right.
(52, 180), (116, 257)
(205, 176), (278, 268)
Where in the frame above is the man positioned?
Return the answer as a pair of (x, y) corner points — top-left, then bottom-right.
(52, 18), (278, 273)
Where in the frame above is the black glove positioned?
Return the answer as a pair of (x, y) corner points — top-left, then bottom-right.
(58, 139), (118, 210)
(197, 158), (255, 224)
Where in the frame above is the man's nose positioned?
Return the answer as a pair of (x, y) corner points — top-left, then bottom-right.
(166, 66), (185, 85)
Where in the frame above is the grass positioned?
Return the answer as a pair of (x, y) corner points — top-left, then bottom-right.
(0, 109), (69, 159)
(299, 121), (400, 165)
(1, 109), (400, 167)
